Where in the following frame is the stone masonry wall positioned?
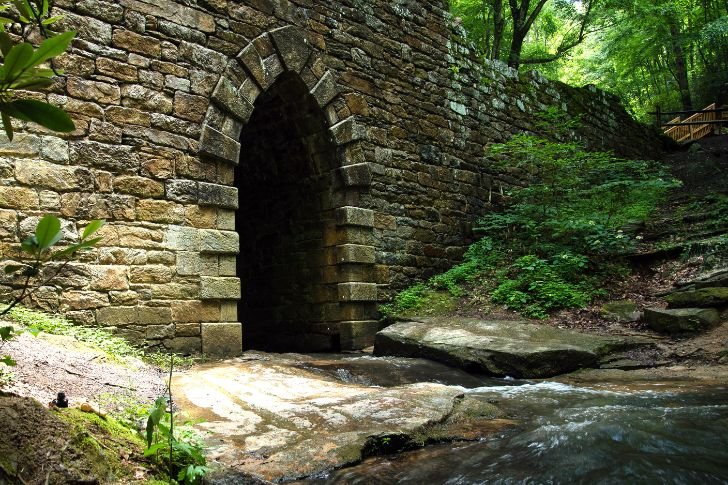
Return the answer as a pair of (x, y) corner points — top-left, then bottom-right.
(0, 0), (664, 354)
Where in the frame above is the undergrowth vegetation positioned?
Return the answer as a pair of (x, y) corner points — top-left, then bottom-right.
(382, 120), (679, 320)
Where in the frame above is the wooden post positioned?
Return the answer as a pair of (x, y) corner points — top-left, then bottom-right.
(655, 105), (661, 128)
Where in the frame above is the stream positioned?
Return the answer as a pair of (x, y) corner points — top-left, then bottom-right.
(297, 355), (728, 484)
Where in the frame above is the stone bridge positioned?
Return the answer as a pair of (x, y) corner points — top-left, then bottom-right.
(0, 0), (661, 355)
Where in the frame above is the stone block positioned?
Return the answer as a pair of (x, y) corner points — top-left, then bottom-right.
(311, 71), (338, 107)
(200, 277), (240, 300)
(166, 179), (199, 203)
(337, 244), (375, 264)
(200, 229), (239, 254)
(665, 287), (728, 308)
(114, 175), (164, 198)
(0, 210), (16, 238)
(164, 336), (201, 354)
(176, 251), (201, 276)
(335, 206), (374, 227)
(330, 117), (366, 145)
(339, 163), (371, 187)
(220, 301), (238, 322)
(67, 77), (120, 104)
(175, 322), (201, 337)
(174, 92), (209, 123)
(146, 323), (175, 339)
(106, 106), (151, 126)
(89, 265), (129, 291)
(96, 306), (137, 325)
(14, 160), (92, 192)
(219, 255), (237, 276)
(121, 84), (173, 113)
(171, 300), (220, 323)
(119, 0), (216, 32)
(165, 226), (200, 251)
(199, 125), (241, 165)
(212, 77), (254, 122)
(338, 282), (377, 302)
(201, 322), (243, 357)
(237, 43), (269, 89)
(0, 186), (39, 210)
(129, 265), (173, 284)
(269, 25), (311, 73)
(62, 291), (110, 310)
(338, 320), (379, 350)
(198, 182), (239, 209)
(112, 29), (161, 57)
(136, 199), (184, 224)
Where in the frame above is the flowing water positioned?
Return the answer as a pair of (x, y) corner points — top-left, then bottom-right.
(299, 356), (728, 484)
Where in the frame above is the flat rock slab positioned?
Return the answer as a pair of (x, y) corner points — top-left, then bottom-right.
(172, 353), (503, 482)
(665, 287), (728, 308)
(644, 307), (721, 334)
(374, 318), (636, 378)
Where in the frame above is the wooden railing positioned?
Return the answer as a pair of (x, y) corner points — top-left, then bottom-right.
(656, 103), (726, 143)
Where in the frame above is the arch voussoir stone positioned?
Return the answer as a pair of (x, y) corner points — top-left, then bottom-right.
(211, 76), (255, 123)
(269, 25), (313, 73)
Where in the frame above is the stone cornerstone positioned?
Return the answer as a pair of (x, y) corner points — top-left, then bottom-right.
(0, 0), (662, 354)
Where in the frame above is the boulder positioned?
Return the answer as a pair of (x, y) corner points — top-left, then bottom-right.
(600, 300), (641, 322)
(644, 307), (721, 335)
(665, 287), (728, 308)
(374, 318), (636, 378)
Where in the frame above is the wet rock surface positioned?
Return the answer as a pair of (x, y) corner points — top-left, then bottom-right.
(172, 352), (510, 482)
(374, 317), (646, 378)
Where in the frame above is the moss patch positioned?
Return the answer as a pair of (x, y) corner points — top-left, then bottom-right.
(0, 394), (155, 484)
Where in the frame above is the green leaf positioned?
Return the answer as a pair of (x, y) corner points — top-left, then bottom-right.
(34, 214), (62, 250)
(0, 42), (33, 81)
(82, 219), (105, 240)
(0, 326), (14, 340)
(41, 14), (63, 25)
(1, 111), (13, 141)
(11, 0), (32, 22)
(10, 76), (53, 90)
(29, 30), (75, 66)
(1, 355), (16, 366)
(41, 0), (48, 16)
(0, 32), (12, 56)
(4, 99), (75, 132)
(145, 415), (155, 448)
(20, 235), (38, 254)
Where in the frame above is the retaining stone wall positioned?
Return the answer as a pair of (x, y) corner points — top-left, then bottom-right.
(0, 0), (663, 354)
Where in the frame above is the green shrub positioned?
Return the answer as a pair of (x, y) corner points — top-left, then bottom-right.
(381, 128), (677, 320)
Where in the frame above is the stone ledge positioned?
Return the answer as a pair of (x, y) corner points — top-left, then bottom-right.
(200, 276), (241, 300)
(199, 125), (240, 165)
(335, 206), (374, 227)
(338, 282), (377, 302)
(201, 322), (242, 357)
(339, 163), (371, 187)
(330, 117), (366, 145)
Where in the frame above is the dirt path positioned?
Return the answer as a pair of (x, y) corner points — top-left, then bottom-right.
(1, 324), (165, 411)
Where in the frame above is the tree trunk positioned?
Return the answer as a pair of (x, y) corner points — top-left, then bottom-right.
(492, 0), (505, 60)
(668, 19), (693, 110)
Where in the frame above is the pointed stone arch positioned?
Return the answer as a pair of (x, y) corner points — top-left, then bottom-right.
(195, 26), (379, 351)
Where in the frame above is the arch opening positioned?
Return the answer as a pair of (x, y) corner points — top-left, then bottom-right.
(235, 72), (340, 352)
